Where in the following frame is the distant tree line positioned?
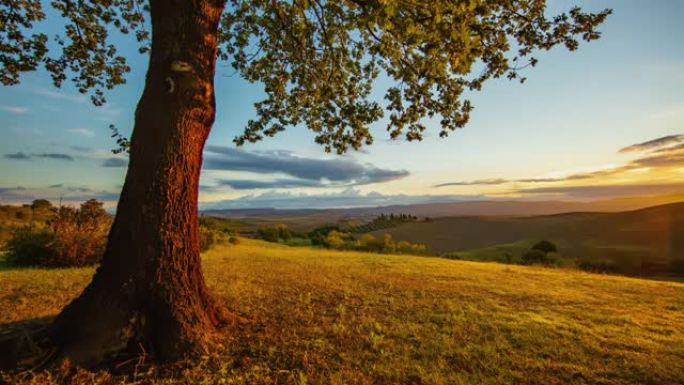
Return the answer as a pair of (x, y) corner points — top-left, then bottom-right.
(347, 213), (425, 234)
(255, 223), (427, 255)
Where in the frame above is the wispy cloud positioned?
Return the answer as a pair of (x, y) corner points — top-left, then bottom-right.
(4, 152), (32, 160)
(102, 157), (128, 167)
(216, 178), (324, 190)
(4, 152), (74, 161)
(436, 134), (684, 189)
(618, 134), (684, 153)
(433, 169), (613, 188)
(514, 183), (684, 199)
(31, 87), (87, 103)
(35, 153), (74, 161)
(68, 128), (95, 137)
(0, 105), (29, 114)
(434, 178), (509, 187)
(203, 146), (409, 188)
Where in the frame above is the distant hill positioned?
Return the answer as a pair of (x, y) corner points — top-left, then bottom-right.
(204, 195), (684, 229)
(368, 202), (684, 276)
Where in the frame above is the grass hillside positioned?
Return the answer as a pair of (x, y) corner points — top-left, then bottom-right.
(370, 202), (684, 276)
(2, 239), (683, 384)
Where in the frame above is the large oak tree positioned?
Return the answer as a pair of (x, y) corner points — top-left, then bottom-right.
(1, 0), (610, 367)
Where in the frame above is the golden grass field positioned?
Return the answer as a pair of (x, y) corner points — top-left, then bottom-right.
(1, 239), (683, 384)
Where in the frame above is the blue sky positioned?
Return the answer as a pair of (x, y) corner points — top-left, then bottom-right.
(1, 0), (683, 209)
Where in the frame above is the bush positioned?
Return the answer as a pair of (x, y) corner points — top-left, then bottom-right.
(256, 224), (293, 243)
(5, 199), (111, 267)
(578, 259), (619, 273)
(521, 249), (549, 265)
(5, 226), (54, 266)
(257, 227), (280, 242)
(531, 240), (558, 254)
(308, 225), (340, 245)
(30, 199), (53, 211)
(199, 216), (240, 235)
(275, 224), (292, 241)
(200, 227), (221, 251)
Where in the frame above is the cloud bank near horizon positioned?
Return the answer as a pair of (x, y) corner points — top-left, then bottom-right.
(435, 133), (684, 188)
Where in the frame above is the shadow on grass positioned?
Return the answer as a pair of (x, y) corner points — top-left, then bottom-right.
(0, 316), (54, 370)
(0, 257), (27, 271)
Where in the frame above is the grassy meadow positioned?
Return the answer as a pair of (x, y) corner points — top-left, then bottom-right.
(1, 238), (683, 384)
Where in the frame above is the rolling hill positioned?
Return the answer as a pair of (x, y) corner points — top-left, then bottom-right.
(369, 202), (684, 276)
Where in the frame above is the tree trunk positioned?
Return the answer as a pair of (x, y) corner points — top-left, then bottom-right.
(48, 0), (228, 366)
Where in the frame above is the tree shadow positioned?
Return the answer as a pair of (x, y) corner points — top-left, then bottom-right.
(0, 316), (54, 371)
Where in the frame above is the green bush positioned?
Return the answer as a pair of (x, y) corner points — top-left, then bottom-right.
(522, 249), (548, 265)
(257, 227), (280, 242)
(531, 240), (558, 254)
(578, 259), (619, 273)
(5, 226), (54, 266)
(256, 224), (293, 243)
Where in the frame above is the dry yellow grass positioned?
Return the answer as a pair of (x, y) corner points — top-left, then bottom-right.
(1, 239), (683, 384)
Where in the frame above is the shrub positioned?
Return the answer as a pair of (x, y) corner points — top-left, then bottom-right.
(257, 227), (280, 242)
(200, 227), (220, 251)
(30, 199), (53, 211)
(5, 226), (54, 266)
(522, 249), (549, 265)
(532, 240), (557, 254)
(358, 234), (382, 252)
(323, 230), (348, 249)
(228, 236), (240, 245)
(275, 224), (292, 241)
(5, 199), (111, 267)
(578, 259), (619, 273)
(199, 216), (240, 235)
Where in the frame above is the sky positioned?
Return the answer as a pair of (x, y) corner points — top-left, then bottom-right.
(1, 0), (683, 209)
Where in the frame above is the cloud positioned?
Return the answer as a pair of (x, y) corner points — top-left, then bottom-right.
(3, 152), (73, 161)
(4, 152), (32, 160)
(31, 87), (87, 103)
(618, 134), (684, 153)
(102, 157), (128, 167)
(434, 139), (684, 189)
(35, 153), (74, 161)
(434, 178), (509, 187)
(0, 186), (34, 202)
(203, 146), (409, 188)
(70, 145), (91, 152)
(632, 150), (684, 167)
(201, 188), (482, 210)
(68, 128), (95, 137)
(217, 179), (324, 190)
(0, 105), (29, 114)
(514, 183), (684, 199)
(433, 171), (603, 187)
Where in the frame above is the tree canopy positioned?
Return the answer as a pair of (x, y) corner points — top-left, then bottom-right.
(2, 0), (610, 152)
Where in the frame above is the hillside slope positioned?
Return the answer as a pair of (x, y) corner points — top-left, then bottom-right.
(370, 202), (684, 274)
(2, 239), (683, 384)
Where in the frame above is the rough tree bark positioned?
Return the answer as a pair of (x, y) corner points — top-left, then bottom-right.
(46, 0), (228, 366)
